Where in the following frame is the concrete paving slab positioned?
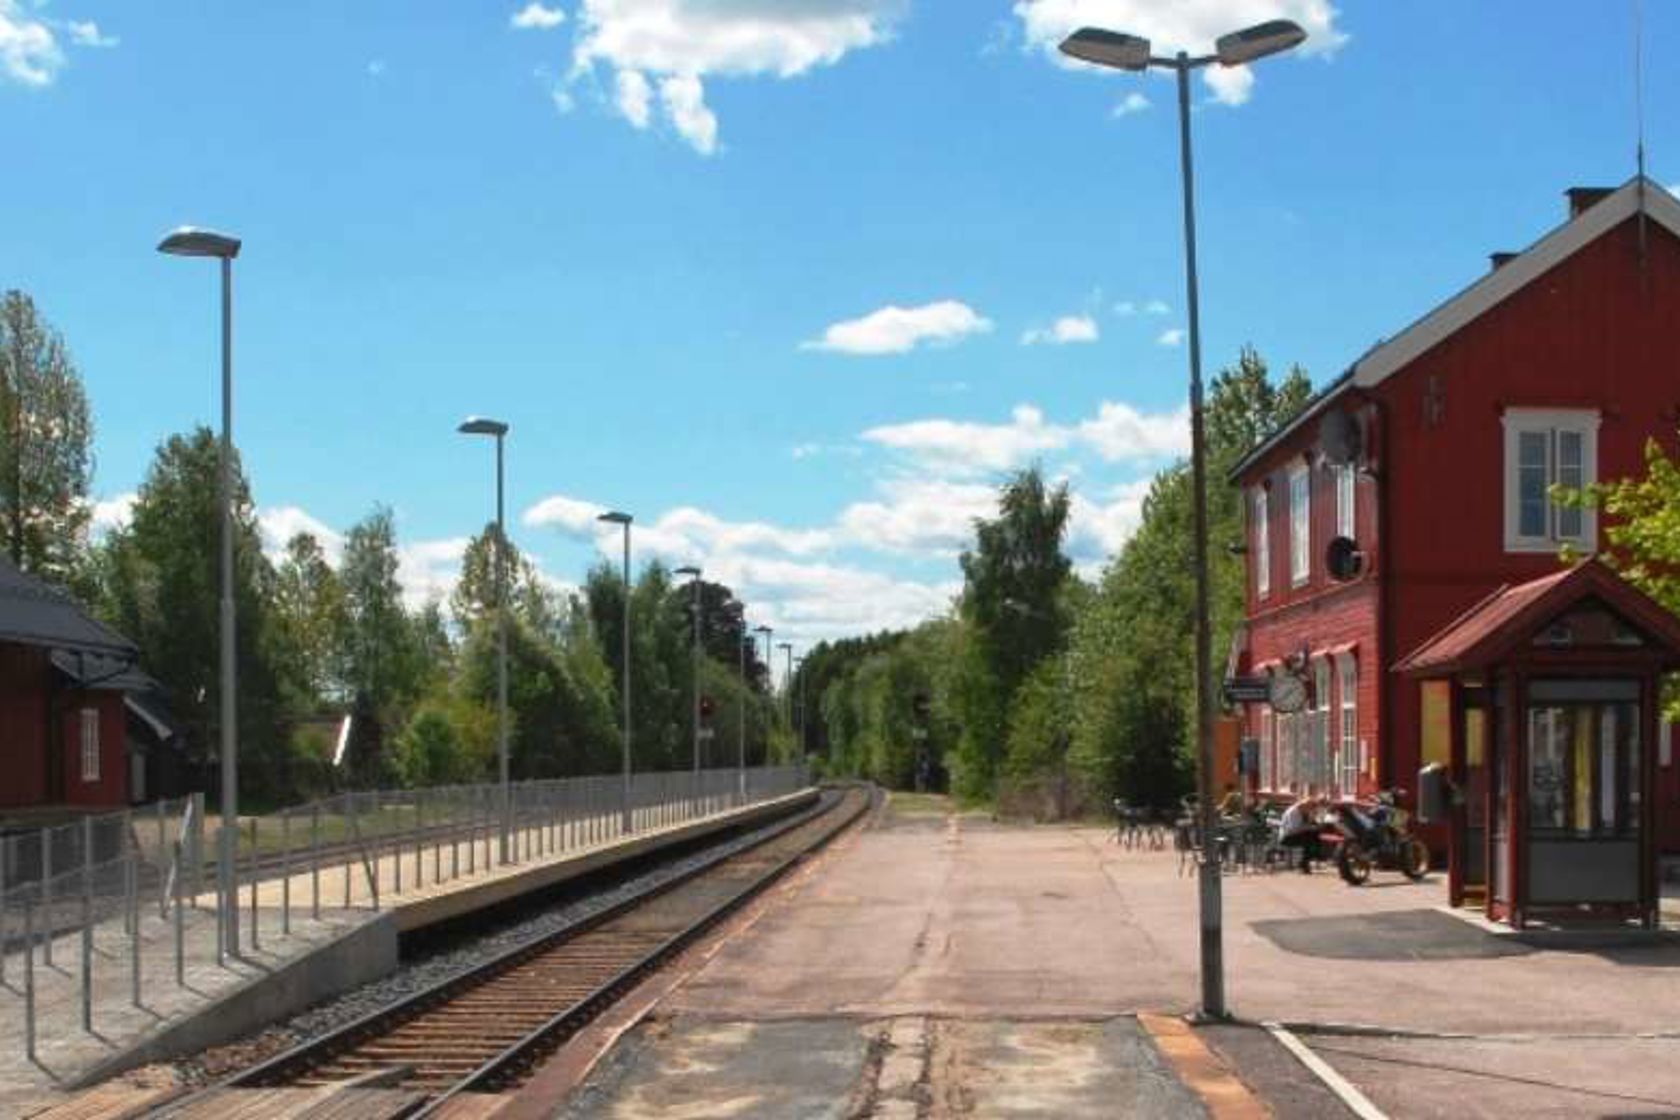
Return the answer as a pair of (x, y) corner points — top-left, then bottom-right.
(1304, 1034), (1680, 1119)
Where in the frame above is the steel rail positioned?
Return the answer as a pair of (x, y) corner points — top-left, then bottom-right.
(161, 784), (868, 1117)
(420, 784), (874, 1111)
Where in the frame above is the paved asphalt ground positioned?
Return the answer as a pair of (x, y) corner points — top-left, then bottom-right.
(556, 793), (1680, 1118)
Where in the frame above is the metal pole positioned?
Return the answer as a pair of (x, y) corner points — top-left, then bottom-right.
(41, 827), (51, 967)
(496, 434), (511, 865)
(691, 575), (702, 806)
(218, 254), (240, 959)
(737, 638), (748, 803)
(310, 804), (320, 920)
(620, 522), (633, 835)
(127, 843), (140, 1008)
(248, 818), (259, 951)
(281, 811), (291, 936)
(1176, 54), (1224, 1021)
(172, 840), (184, 987)
(24, 896), (35, 1063)
(80, 816), (92, 1033)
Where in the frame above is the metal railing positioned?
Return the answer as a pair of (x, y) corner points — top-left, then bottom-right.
(0, 764), (808, 1063)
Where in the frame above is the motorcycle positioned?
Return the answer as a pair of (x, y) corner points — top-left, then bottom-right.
(1328, 790), (1429, 885)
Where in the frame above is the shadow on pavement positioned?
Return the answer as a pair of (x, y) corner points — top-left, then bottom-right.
(1252, 909), (1533, 961)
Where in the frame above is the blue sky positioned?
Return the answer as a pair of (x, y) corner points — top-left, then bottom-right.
(6, 0), (1679, 666)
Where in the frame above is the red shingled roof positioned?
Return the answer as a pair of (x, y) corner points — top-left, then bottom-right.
(1398, 559), (1680, 676)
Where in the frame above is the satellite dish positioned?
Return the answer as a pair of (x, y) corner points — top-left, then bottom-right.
(1326, 536), (1365, 582)
(1317, 409), (1363, 466)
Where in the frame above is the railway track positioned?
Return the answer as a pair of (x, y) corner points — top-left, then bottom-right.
(155, 784), (873, 1119)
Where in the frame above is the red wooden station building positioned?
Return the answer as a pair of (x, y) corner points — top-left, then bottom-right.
(1227, 178), (1680, 917)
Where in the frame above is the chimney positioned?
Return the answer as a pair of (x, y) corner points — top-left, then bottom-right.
(1489, 251), (1518, 271)
(1565, 186), (1614, 219)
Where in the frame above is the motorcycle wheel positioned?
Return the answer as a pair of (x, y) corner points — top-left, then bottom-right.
(1337, 845), (1372, 886)
(1400, 837), (1430, 881)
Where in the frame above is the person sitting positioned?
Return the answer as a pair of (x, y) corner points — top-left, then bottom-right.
(1277, 794), (1326, 874)
(1217, 784), (1246, 818)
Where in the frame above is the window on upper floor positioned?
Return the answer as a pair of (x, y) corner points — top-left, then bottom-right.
(1289, 465), (1310, 585)
(1502, 408), (1598, 553)
(1335, 464), (1355, 540)
(1252, 487), (1270, 599)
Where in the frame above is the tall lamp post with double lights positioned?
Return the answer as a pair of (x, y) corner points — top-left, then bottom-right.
(674, 565), (704, 791)
(753, 624), (773, 758)
(157, 226), (242, 957)
(1057, 18), (1306, 1020)
(457, 417), (511, 862)
(598, 511), (634, 833)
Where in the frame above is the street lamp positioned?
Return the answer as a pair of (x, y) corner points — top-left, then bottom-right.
(1057, 18), (1305, 1021)
(792, 654), (808, 762)
(157, 225), (242, 958)
(598, 510), (633, 833)
(674, 565), (703, 791)
(457, 416), (511, 863)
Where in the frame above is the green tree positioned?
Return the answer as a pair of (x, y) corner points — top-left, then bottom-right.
(339, 506), (425, 782)
(272, 531), (348, 706)
(1068, 347), (1312, 809)
(950, 466), (1072, 799)
(96, 427), (294, 801)
(0, 290), (93, 589)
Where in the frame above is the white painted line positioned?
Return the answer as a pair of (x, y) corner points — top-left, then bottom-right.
(1264, 1021), (1389, 1120)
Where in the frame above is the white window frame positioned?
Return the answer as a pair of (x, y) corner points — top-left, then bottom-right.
(1338, 655), (1358, 796)
(1314, 659), (1333, 790)
(79, 707), (100, 783)
(1335, 465), (1356, 539)
(1289, 465), (1311, 586)
(1253, 487), (1270, 600)
(1501, 408), (1599, 553)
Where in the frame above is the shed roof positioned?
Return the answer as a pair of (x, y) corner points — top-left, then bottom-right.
(0, 555), (138, 659)
(1398, 559), (1680, 676)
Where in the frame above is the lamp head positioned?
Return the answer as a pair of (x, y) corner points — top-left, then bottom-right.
(674, 565), (702, 578)
(157, 227), (242, 259)
(1214, 19), (1306, 66)
(597, 510), (632, 525)
(1057, 27), (1151, 71)
(457, 416), (509, 437)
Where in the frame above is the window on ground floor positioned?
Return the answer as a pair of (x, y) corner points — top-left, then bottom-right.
(79, 707), (100, 783)
(1338, 655), (1358, 796)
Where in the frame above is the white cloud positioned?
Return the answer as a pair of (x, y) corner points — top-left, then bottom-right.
(568, 0), (903, 153)
(90, 492), (135, 537)
(1022, 314), (1099, 346)
(802, 300), (993, 356)
(523, 494), (608, 537)
(1113, 91), (1149, 117)
(0, 1), (64, 85)
(1203, 62), (1253, 106)
(1157, 327), (1185, 347)
(511, 2), (567, 30)
(615, 68), (652, 128)
(1014, 0), (1346, 104)
(838, 477), (996, 555)
(367, 58), (387, 77)
(1067, 478), (1153, 564)
(1076, 400), (1190, 462)
(659, 72), (718, 155)
(863, 404), (1070, 474)
(66, 20), (116, 48)
(1114, 298), (1170, 316)
(396, 537), (472, 610)
(259, 506), (346, 564)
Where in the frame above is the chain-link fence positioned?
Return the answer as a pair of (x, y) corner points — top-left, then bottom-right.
(0, 764), (808, 1062)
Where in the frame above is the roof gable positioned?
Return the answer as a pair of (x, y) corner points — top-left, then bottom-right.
(1351, 176), (1680, 389)
(1398, 558), (1680, 676)
(0, 556), (137, 659)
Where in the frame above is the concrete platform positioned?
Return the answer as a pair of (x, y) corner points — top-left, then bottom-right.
(1, 788), (816, 1116)
(561, 793), (1680, 1117)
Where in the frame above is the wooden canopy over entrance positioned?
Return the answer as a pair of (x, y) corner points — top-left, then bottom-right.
(1400, 559), (1680, 928)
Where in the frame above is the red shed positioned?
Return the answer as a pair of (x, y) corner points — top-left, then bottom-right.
(0, 556), (141, 810)
(1227, 177), (1680, 858)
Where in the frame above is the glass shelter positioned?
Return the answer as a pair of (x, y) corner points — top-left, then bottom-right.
(1399, 560), (1680, 929)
